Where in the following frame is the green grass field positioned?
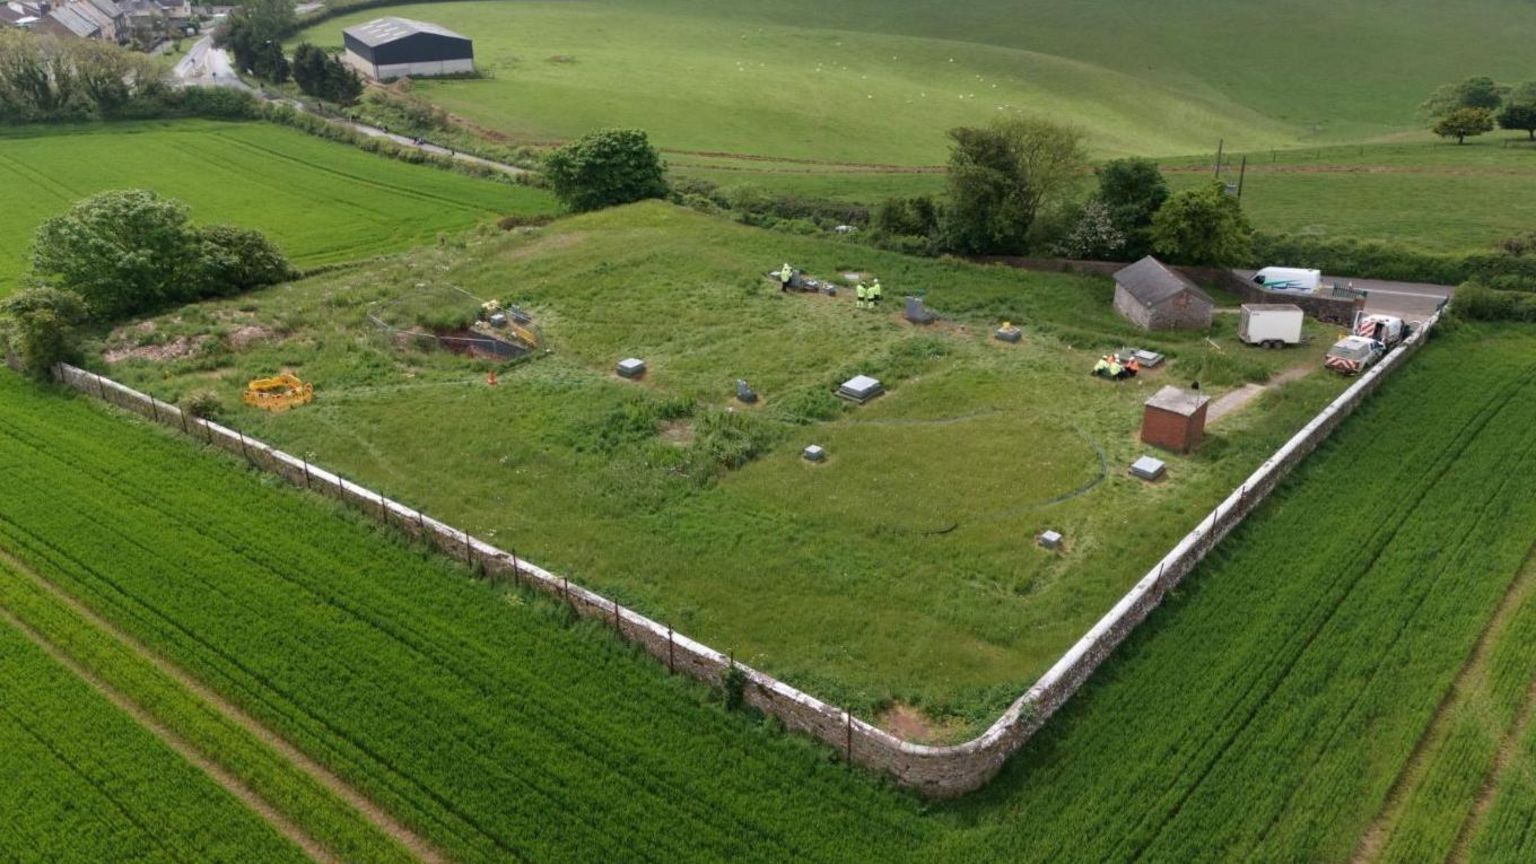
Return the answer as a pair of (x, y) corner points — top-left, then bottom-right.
(296, 0), (1299, 164)
(297, 0), (1536, 163)
(2, 323), (1535, 862)
(95, 200), (1349, 725)
(0, 120), (555, 293)
(1165, 140), (1536, 253)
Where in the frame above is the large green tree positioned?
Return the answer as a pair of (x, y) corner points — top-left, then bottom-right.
(544, 129), (668, 212)
(31, 190), (294, 320)
(1094, 157), (1168, 258)
(1433, 107), (1496, 144)
(218, 0), (294, 83)
(1421, 75), (1506, 118)
(33, 190), (205, 319)
(1149, 181), (1253, 266)
(291, 42), (362, 104)
(0, 30), (161, 121)
(940, 117), (1087, 255)
(1498, 81), (1536, 140)
(0, 286), (87, 380)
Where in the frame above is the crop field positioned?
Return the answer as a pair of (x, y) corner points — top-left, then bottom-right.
(296, 0), (1536, 163)
(1164, 140), (1536, 253)
(0, 590), (309, 862)
(3, 322), (1536, 862)
(95, 200), (1348, 727)
(0, 120), (555, 293)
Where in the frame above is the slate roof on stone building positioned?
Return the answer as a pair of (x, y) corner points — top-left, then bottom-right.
(1113, 255), (1213, 307)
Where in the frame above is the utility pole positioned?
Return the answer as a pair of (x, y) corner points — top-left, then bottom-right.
(1214, 138), (1224, 177)
(1237, 155), (1248, 199)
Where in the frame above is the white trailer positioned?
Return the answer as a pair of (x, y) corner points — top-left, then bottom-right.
(1252, 267), (1322, 293)
(1238, 303), (1305, 348)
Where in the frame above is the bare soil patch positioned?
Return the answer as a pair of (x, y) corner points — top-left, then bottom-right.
(104, 335), (208, 364)
(659, 419), (694, 446)
(877, 703), (967, 744)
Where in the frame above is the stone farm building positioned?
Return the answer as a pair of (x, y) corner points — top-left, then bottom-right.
(342, 17), (474, 81)
(1112, 255), (1215, 331)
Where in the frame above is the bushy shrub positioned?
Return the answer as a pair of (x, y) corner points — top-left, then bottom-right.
(544, 128), (668, 212)
(0, 287), (88, 379)
(31, 190), (295, 320)
(1453, 282), (1536, 322)
(180, 389), (225, 420)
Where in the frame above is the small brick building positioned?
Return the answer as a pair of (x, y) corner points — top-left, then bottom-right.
(1113, 256), (1215, 331)
(1142, 386), (1210, 453)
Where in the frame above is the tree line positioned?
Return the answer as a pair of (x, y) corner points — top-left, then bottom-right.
(873, 118), (1251, 266)
(1422, 76), (1536, 144)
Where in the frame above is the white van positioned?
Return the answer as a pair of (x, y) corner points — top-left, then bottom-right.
(1252, 267), (1322, 293)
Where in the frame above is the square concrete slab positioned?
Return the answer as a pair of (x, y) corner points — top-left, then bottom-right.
(617, 358), (646, 379)
(803, 444), (826, 462)
(905, 296), (936, 324)
(1130, 455), (1167, 481)
(995, 326), (1022, 343)
(1038, 530), (1063, 549)
(1132, 349), (1165, 367)
(836, 375), (883, 403)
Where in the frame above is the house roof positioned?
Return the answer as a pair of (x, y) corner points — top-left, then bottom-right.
(66, 0), (113, 30)
(0, 6), (24, 24)
(1113, 255), (1213, 308)
(83, 0), (123, 18)
(45, 6), (100, 36)
(343, 16), (467, 47)
(1145, 386), (1209, 417)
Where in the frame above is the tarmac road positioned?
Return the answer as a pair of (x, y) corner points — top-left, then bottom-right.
(1336, 277), (1453, 322)
(1233, 270), (1453, 323)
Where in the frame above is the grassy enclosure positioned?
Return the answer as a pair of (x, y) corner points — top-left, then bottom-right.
(3, 323), (1535, 862)
(0, 120), (556, 293)
(96, 201), (1348, 726)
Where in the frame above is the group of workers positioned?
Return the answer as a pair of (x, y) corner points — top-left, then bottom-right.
(855, 278), (883, 309)
(777, 263), (885, 310)
(1091, 353), (1142, 380)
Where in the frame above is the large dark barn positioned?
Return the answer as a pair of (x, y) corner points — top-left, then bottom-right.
(342, 17), (474, 81)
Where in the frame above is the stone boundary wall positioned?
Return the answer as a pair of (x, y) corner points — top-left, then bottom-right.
(47, 316), (1436, 796)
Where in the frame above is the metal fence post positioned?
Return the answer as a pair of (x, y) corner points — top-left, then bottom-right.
(301, 460), (311, 489)
(149, 398), (160, 423)
(667, 627), (675, 672)
(237, 430), (250, 463)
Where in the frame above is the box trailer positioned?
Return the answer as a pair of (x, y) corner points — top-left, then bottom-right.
(1238, 303), (1305, 348)
(1252, 267), (1322, 293)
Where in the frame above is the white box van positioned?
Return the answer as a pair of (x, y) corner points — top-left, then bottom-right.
(1252, 267), (1321, 293)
